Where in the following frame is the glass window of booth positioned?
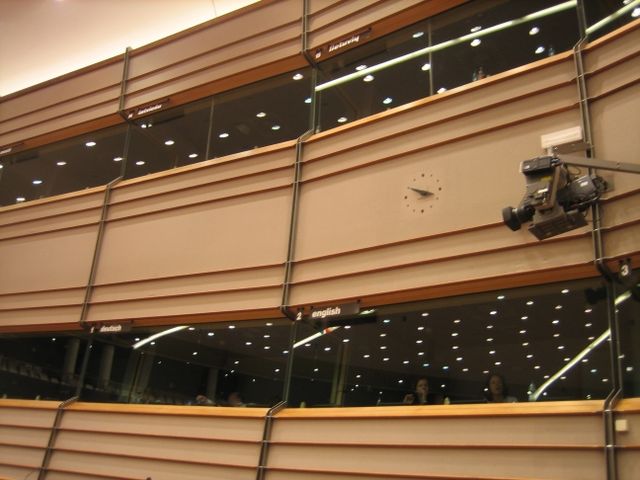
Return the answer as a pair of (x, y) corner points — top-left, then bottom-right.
(584, 0), (640, 40)
(0, 333), (89, 401)
(315, 0), (580, 131)
(617, 268), (640, 398)
(79, 319), (292, 406)
(289, 277), (613, 407)
(0, 124), (127, 206)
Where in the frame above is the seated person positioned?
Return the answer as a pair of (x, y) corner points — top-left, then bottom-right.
(403, 377), (441, 405)
(484, 373), (517, 403)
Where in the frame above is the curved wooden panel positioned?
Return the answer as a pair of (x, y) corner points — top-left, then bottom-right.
(0, 59), (123, 147)
(306, 0), (465, 53)
(124, 1), (304, 110)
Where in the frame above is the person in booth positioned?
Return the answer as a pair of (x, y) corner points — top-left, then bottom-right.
(484, 373), (518, 403)
(403, 377), (441, 405)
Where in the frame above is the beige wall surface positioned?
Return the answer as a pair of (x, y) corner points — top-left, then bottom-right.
(0, 17), (638, 329)
(1, 399), (627, 480)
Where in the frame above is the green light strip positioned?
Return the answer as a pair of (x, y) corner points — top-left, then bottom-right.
(315, 1), (577, 92)
(586, 0), (639, 35)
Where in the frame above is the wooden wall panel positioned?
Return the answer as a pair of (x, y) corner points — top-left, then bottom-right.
(267, 402), (605, 480)
(123, 1), (304, 110)
(0, 192), (105, 328)
(0, 400), (57, 480)
(0, 60), (123, 147)
(84, 145), (296, 323)
(288, 55), (591, 305)
(306, 0), (464, 52)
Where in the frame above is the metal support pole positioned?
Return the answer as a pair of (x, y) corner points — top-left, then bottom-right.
(255, 400), (287, 480)
(37, 396), (78, 480)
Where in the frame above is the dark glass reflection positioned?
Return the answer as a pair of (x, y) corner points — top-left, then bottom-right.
(125, 98), (213, 179)
(0, 124), (127, 206)
(584, 0), (640, 40)
(617, 269), (640, 397)
(80, 319), (291, 406)
(289, 277), (613, 407)
(209, 69), (313, 158)
(0, 333), (88, 400)
(316, 0), (580, 130)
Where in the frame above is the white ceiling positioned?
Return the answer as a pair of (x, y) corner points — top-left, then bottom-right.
(0, 0), (259, 97)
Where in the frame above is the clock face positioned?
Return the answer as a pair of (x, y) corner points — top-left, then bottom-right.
(404, 172), (442, 214)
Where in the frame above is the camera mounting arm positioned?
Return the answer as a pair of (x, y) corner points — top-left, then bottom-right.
(555, 154), (640, 175)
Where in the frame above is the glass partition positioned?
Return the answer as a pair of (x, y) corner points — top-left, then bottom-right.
(209, 68), (313, 158)
(289, 277), (613, 407)
(80, 319), (292, 406)
(0, 333), (88, 400)
(0, 124), (127, 206)
(617, 268), (640, 398)
(584, 0), (640, 40)
(125, 98), (213, 179)
(315, 0), (580, 130)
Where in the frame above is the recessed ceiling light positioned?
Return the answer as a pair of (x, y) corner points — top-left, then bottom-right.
(529, 26), (540, 35)
(561, 288), (570, 294)
(521, 316), (528, 320)
(417, 326), (424, 331)
(486, 325), (493, 329)
(526, 300), (534, 305)
(245, 341), (252, 346)
(526, 354), (533, 359)
(380, 346), (387, 350)
(423, 363), (430, 367)
(452, 346), (459, 350)
(412, 31), (424, 39)
(135, 161), (145, 166)
(264, 346), (271, 350)
(228, 325), (235, 329)
(337, 116), (348, 123)
(383, 357), (390, 362)
(403, 360), (410, 364)
(522, 342), (529, 346)
(490, 310), (497, 315)
(324, 347), (331, 351)
(451, 332), (459, 337)
(313, 368), (319, 372)
(497, 295), (505, 300)
(32, 179), (43, 185)
(256, 112), (267, 118)
(266, 322), (273, 326)
(557, 345), (565, 350)
(363, 354), (370, 358)
(188, 327), (195, 331)
(380, 333), (387, 337)
(207, 332), (214, 336)
(421, 63), (431, 71)
(585, 308), (592, 313)
(416, 339), (423, 344)
(382, 97), (393, 105)
(463, 368), (469, 372)
(56, 161), (67, 166)
(363, 74), (375, 82)
(164, 140), (175, 146)
(113, 157), (123, 162)
(553, 333), (560, 338)
(418, 352), (425, 355)
(343, 339), (350, 343)
(519, 329), (527, 334)
(421, 312), (430, 317)
(555, 305), (563, 310)
(494, 361), (502, 366)
(356, 64), (368, 71)
(535, 46), (545, 54)
(534, 365), (541, 370)
(471, 26), (482, 32)
(443, 366), (449, 370)
(16, 197), (26, 202)
(489, 350), (496, 355)
(85, 141), (96, 147)
(632, 7), (640, 18)
(188, 153), (198, 159)
(274, 368), (280, 373)
(437, 87), (447, 94)
(192, 351), (198, 356)
(271, 125), (281, 131)
(264, 334), (270, 338)
(486, 338), (493, 342)
(552, 319), (560, 324)
(219, 132), (230, 138)
(585, 322), (592, 327)
(304, 97), (312, 104)
(470, 38), (481, 47)
(292, 73), (304, 80)
(456, 357), (463, 362)
(383, 319), (391, 324)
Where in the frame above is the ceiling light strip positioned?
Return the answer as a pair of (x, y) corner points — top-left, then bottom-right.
(531, 328), (610, 401)
(315, 1), (577, 92)
(132, 325), (188, 349)
(293, 326), (340, 349)
(586, 0), (640, 35)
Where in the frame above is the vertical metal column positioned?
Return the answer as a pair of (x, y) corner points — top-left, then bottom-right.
(573, 14), (622, 478)
(37, 396), (78, 480)
(255, 400), (287, 480)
